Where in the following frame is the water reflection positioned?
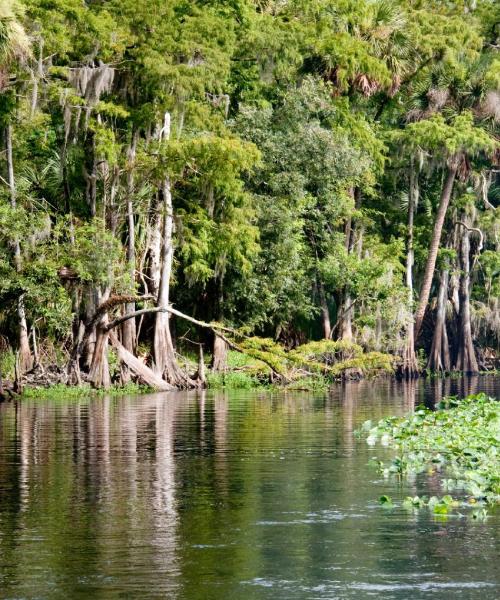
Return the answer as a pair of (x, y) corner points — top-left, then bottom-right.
(0, 376), (498, 600)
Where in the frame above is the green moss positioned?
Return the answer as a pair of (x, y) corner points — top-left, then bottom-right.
(217, 333), (396, 382)
(291, 339), (363, 362)
(328, 351), (396, 376)
(226, 350), (263, 369)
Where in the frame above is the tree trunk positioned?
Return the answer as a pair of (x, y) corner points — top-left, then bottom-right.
(211, 335), (228, 372)
(338, 188), (361, 343)
(122, 135), (138, 381)
(454, 223), (479, 374)
(427, 270), (451, 373)
(414, 165), (457, 340)
(400, 159), (419, 377)
(148, 196), (162, 298)
(153, 114), (196, 388)
(88, 325), (111, 389)
(318, 280), (331, 339)
(6, 124), (32, 374)
(82, 288), (98, 369)
(339, 293), (353, 342)
(87, 287), (112, 389)
(197, 344), (206, 387)
(154, 177), (193, 386)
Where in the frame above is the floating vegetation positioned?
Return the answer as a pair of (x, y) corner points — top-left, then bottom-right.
(360, 393), (500, 514)
(378, 493), (489, 521)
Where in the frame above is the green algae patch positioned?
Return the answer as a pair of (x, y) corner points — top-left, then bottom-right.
(360, 393), (500, 512)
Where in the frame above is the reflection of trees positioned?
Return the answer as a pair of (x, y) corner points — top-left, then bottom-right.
(0, 394), (182, 598)
(424, 374), (482, 408)
(0, 378), (498, 597)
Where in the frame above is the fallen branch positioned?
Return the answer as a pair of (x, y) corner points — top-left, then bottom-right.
(86, 294), (154, 336)
(71, 294), (155, 365)
(108, 332), (175, 392)
(104, 304), (236, 335)
(105, 304), (287, 381)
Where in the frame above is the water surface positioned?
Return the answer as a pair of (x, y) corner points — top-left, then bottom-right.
(0, 376), (499, 599)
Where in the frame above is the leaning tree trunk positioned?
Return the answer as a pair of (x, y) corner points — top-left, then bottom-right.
(109, 332), (175, 391)
(6, 124), (32, 375)
(400, 159), (419, 377)
(454, 222), (479, 374)
(414, 165), (457, 340)
(427, 269), (451, 373)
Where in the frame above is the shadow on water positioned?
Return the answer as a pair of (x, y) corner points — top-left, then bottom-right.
(0, 376), (498, 599)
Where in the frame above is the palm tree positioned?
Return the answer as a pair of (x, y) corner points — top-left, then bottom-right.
(410, 53), (499, 343)
(0, 0), (29, 89)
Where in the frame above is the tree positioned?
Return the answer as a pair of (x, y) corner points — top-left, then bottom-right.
(402, 113), (496, 340)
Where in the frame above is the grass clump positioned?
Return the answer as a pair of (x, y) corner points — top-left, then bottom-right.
(359, 393), (500, 512)
(206, 371), (264, 390)
(284, 375), (330, 392)
(22, 382), (154, 400)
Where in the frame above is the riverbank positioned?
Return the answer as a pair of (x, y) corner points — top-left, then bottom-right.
(1, 343), (398, 399)
(9, 369), (500, 401)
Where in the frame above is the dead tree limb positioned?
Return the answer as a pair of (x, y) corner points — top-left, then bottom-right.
(67, 294), (155, 382)
(105, 304), (287, 380)
(105, 304), (237, 336)
(108, 332), (175, 391)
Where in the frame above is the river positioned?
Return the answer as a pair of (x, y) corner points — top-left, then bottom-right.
(0, 376), (499, 599)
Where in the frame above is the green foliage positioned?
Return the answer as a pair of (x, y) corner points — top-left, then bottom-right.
(206, 371), (263, 389)
(361, 393), (500, 510)
(0, 346), (15, 379)
(0, 0), (497, 381)
(59, 219), (125, 287)
(22, 382), (155, 399)
(403, 111), (497, 158)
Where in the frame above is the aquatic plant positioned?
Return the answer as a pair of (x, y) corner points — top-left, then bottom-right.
(361, 393), (500, 510)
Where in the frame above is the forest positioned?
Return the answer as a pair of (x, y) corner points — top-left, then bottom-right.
(0, 0), (498, 393)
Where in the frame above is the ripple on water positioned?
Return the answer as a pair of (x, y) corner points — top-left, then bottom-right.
(0, 377), (498, 600)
